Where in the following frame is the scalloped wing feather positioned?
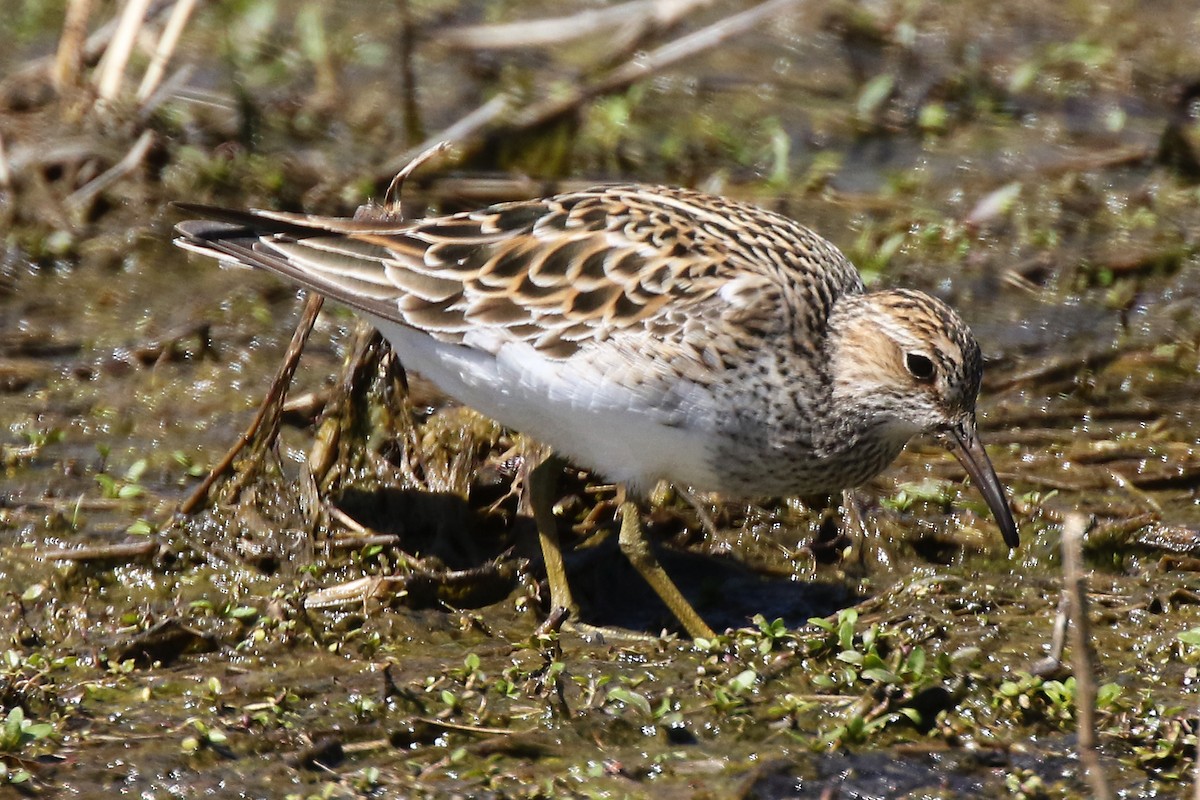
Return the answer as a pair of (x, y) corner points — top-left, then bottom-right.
(174, 185), (865, 361)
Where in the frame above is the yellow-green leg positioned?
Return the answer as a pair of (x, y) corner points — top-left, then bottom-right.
(527, 453), (578, 618)
(616, 500), (716, 640)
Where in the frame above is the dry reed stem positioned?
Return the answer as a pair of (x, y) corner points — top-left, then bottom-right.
(1062, 512), (1113, 800)
(585, 0), (802, 98)
(508, 0), (805, 132)
(136, 0), (197, 104)
(1, 0), (172, 101)
(95, 0), (154, 102)
(381, 141), (452, 217)
(441, 0), (710, 50)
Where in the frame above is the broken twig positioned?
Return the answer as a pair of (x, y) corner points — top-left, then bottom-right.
(178, 292), (324, 515)
(66, 129), (156, 212)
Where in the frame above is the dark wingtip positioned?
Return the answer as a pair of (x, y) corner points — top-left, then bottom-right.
(174, 219), (254, 241)
(172, 202), (278, 235)
(170, 201), (220, 215)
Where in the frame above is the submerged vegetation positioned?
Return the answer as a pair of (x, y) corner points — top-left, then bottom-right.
(1, 0), (1200, 796)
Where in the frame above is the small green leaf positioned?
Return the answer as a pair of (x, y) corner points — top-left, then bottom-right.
(904, 647), (926, 677)
(861, 668), (898, 684)
(861, 652), (887, 671)
(857, 73), (895, 119)
(728, 669), (757, 694)
(1009, 60), (1039, 93)
(607, 687), (652, 717)
(23, 723), (54, 740)
(95, 474), (117, 497)
(838, 612), (858, 651)
(124, 459), (147, 483)
(1096, 682), (1123, 709)
(126, 519), (155, 535)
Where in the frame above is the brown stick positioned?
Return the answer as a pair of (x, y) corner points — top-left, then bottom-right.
(66, 129), (156, 212)
(1194, 705), (1200, 800)
(42, 540), (157, 561)
(1061, 513), (1112, 800)
(0, 131), (11, 190)
(54, 0), (95, 92)
(178, 292), (324, 515)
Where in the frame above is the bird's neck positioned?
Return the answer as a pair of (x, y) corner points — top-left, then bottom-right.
(811, 292), (921, 466)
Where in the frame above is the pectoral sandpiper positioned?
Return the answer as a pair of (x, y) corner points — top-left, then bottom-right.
(175, 183), (1018, 639)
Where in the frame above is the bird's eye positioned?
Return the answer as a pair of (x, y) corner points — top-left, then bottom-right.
(905, 352), (936, 381)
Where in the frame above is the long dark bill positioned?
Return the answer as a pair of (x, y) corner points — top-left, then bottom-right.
(948, 416), (1019, 548)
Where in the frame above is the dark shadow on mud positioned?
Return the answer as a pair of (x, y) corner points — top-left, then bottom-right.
(335, 486), (860, 633)
(744, 738), (1088, 799)
(335, 486), (513, 571)
(564, 537), (863, 635)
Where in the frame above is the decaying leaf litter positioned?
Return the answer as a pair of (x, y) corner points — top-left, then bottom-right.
(2, 0), (1200, 796)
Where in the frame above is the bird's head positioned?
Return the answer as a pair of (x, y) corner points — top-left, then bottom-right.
(827, 289), (1019, 547)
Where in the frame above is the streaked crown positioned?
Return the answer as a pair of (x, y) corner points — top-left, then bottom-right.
(826, 289), (983, 442)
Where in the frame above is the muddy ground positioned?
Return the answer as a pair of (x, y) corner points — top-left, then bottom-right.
(2, 0), (1200, 797)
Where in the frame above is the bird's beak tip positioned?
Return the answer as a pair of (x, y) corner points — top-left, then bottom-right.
(947, 418), (1019, 549)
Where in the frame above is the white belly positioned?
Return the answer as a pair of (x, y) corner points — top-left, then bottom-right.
(369, 317), (723, 492)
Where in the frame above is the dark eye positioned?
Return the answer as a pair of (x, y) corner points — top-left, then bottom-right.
(905, 352), (936, 381)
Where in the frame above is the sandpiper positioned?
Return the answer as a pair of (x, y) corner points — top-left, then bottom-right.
(175, 183), (1018, 639)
